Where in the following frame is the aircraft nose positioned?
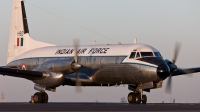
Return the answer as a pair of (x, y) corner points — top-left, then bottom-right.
(157, 64), (170, 79)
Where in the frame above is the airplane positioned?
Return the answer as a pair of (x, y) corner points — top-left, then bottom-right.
(2, 0), (200, 104)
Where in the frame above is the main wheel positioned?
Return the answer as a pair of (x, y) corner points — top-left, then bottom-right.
(142, 95), (147, 104)
(34, 92), (43, 103)
(127, 92), (136, 104)
(42, 92), (48, 103)
(135, 94), (141, 104)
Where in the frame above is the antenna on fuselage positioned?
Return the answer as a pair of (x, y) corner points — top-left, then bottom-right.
(89, 40), (96, 45)
(134, 38), (137, 44)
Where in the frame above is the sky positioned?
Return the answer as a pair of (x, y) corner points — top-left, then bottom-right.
(0, 0), (200, 103)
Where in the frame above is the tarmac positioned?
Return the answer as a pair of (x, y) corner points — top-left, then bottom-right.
(0, 103), (200, 112)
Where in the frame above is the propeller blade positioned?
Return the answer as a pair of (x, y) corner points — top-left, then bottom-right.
(165, 75), (172, 94)
(73, 38), (82, 93)
(73, 38), (79, 63)
(75, 71), (82, 93)
(165, 42), (181, 94)
(172, 42), (181, 64)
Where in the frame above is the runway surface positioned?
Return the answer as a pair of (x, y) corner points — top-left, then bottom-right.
(0, 103), (200, 111)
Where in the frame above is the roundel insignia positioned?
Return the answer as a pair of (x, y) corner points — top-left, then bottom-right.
(21, 63), (27, 70)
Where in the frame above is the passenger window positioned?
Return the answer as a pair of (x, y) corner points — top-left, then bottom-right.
(85, 57), (88, 64)
(141, 52), (153, 57)
(93, 57), (96, 64)
(136, 52), (140, 58)
(129, 52), (136, 58)
(78, 58), (81, 63)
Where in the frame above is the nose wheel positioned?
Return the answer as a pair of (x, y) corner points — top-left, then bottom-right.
(127, 92), (147, 104)
(33, 92), (48, 103)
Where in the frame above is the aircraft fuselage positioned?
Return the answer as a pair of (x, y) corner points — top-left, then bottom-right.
(6, 44), (169, 88)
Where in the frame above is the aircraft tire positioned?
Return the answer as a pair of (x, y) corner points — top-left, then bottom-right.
(127, 92), (136, 104)
(135, 94), (141, 104)
(142, 95), (147, 104)
(42, 92), (48, 103)
(34, 92), (43, 103)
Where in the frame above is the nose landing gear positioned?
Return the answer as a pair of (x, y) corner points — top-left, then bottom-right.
(33, 92), (48, 103)
(127, 85), (147, 104)
(142, 94), (147, 104)
(128, 92), (147, 104)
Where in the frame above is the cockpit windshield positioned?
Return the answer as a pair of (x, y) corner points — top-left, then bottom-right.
(154, 52), (161, 57)
(140, 52), (153, 57)
(129, 52), (136, 58)
(129, 51), (162, 59)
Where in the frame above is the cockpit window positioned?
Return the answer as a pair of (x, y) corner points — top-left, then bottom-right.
(154, 52), (161, 57)
(140, 52), (153, 57)
(129, 52), (136, 58)
(136, 52), (140, 58)
(130, 52), (160, 58)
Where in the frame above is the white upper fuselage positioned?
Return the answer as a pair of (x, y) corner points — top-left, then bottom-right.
(10, 43), (160, 68)
(12, 43), (158, 59)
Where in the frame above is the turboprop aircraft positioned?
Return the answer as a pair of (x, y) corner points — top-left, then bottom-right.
(2, 0), (200, 104)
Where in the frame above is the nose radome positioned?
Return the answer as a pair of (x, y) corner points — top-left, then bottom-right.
(157, 64), (170, 79)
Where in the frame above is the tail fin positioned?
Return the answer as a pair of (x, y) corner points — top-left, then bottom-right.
(7, 0), (55, 64)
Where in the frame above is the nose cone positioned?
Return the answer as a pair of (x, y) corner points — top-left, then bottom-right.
(157, 64), (170, 79)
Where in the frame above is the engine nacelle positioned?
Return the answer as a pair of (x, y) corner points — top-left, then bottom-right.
(33, 58), (81, 88)
(165, 59), (177, 72)
(35, 58), (81, 74)
(33, 71), (65, 88)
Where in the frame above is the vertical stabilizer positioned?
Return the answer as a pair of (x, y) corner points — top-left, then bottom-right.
(7, 0), (55, 64)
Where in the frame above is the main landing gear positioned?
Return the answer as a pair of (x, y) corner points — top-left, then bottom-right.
(127, 86), (147, 104)
(33, 92), (48, 103)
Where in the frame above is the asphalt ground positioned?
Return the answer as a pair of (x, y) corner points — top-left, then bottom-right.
(0, 103), (200, 112)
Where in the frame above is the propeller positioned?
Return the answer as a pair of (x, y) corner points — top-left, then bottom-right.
(165, 42), (181, 94)
(165, 74), (172, 94)
(73, 38), (82, 93)
(172, 42), (181, 64)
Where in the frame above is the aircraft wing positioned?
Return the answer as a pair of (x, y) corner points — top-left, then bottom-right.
(0, 67), (44, 80)
(64, 72), (96, 86)
(171, 67), (200, 76)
